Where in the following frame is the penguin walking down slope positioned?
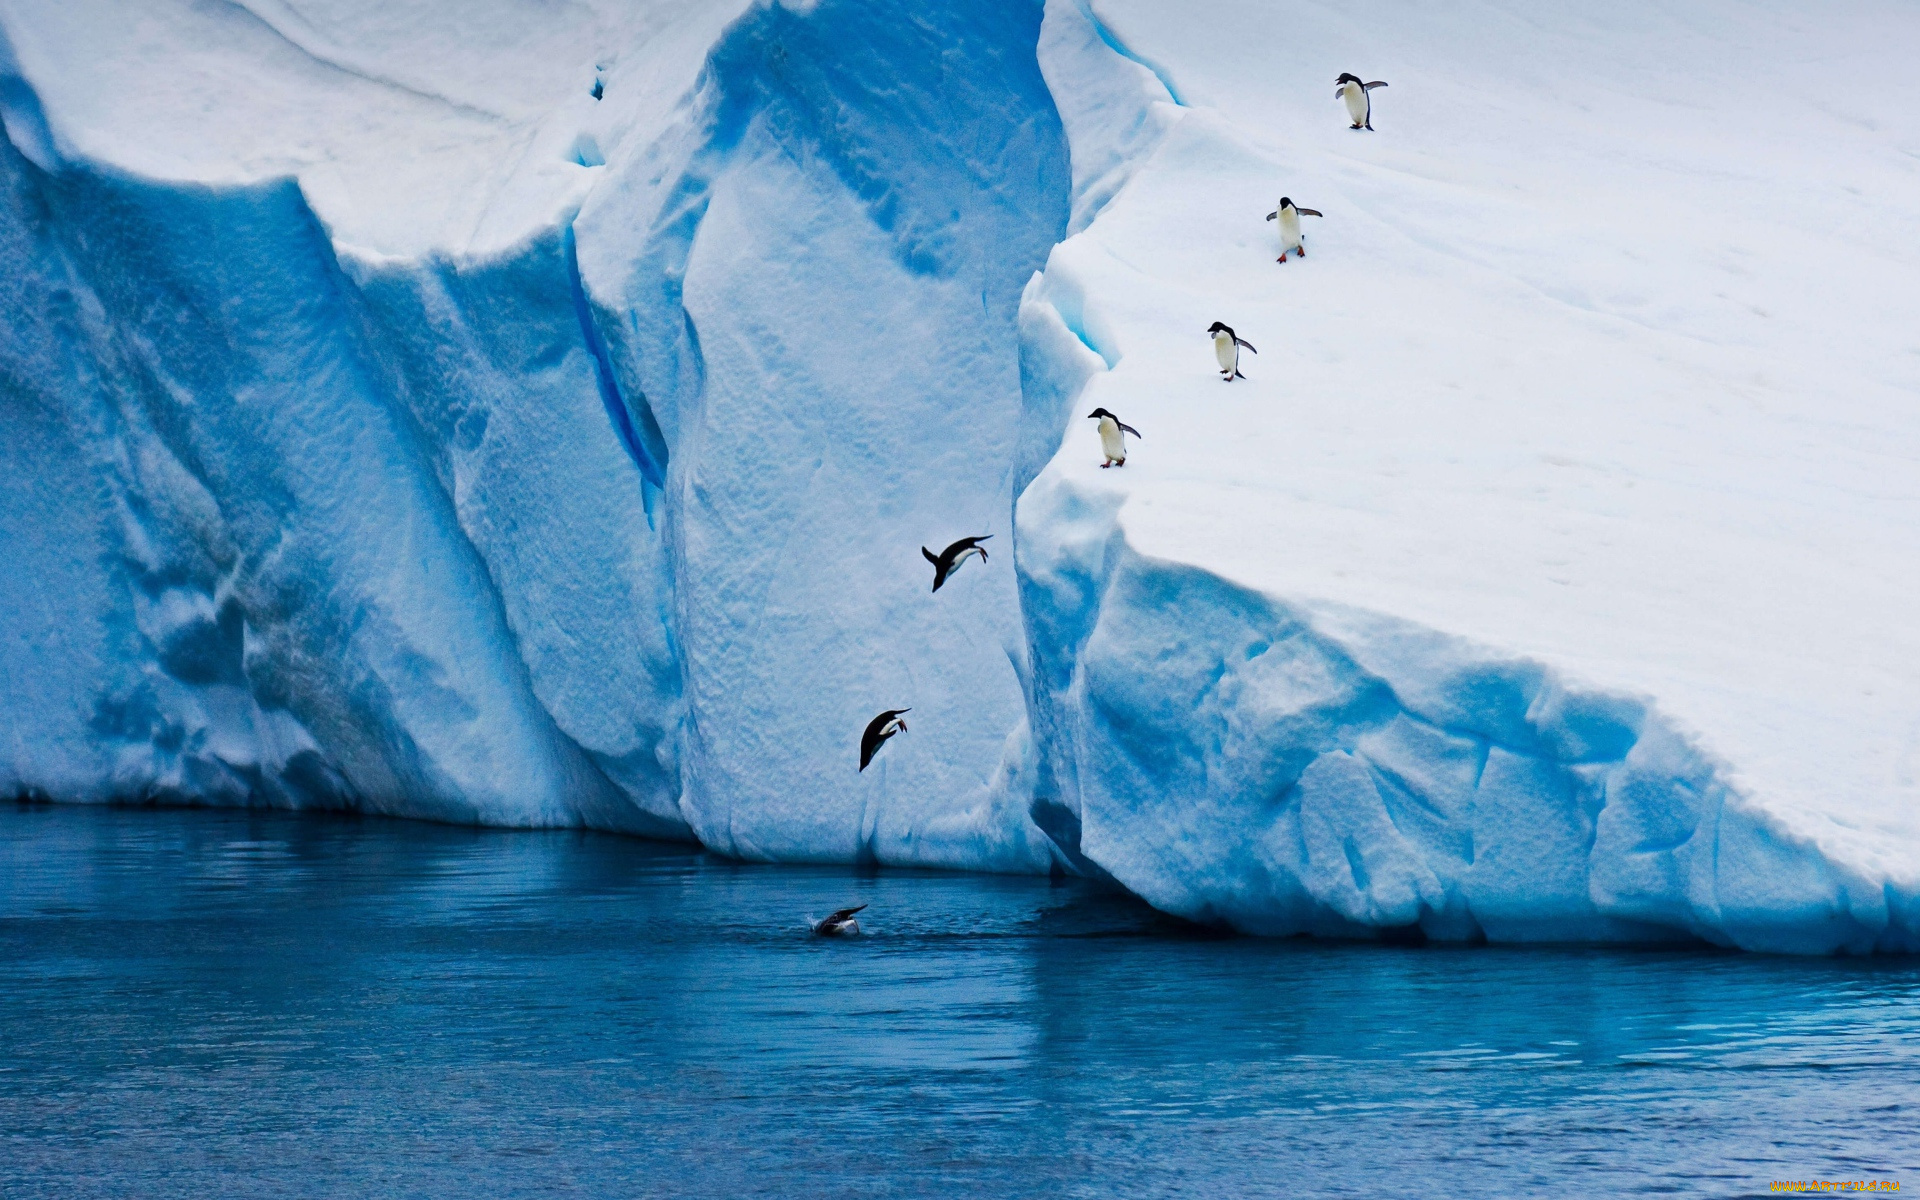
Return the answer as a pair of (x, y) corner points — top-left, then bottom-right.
(1266, 197), (1324, 262)
(1207, 322), (1257, 381)
(1087, 407), (1141, 467)
(922, 535), (991, 592)
(859, 709), (909, 771)
(1336, 73), (1388, 130)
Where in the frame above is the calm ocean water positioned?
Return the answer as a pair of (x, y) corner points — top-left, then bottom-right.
(1, 803), (1914, 1198)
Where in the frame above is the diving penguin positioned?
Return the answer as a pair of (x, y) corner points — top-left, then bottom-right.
(922, 535), (991, 592)
(1265, 197), (1323, 263)
(1336, 73), (1388, 130)
(1087, 407), (1141, 468)
(1207, 322), (1256, 381)
(811, 904), (867, 937)
(859, 709), (909, 772)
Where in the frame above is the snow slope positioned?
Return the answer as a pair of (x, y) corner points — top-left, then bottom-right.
(1018, 0), (1920, 951)
(1, 0), (1916, 951)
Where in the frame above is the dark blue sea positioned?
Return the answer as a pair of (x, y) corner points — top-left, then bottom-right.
(2, 804), (1914, 1198)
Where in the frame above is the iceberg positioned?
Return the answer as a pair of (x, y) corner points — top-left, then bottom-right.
(1, 0), (1915, 952)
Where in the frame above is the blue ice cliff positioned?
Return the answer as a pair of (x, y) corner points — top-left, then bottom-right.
(2, 0), (1916, 953)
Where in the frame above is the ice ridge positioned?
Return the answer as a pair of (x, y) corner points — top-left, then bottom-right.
(0, 0), (1914, 954)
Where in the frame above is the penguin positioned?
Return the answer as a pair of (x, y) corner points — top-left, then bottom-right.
(811, 904), (866, 937)
(1265, 197), (1324, 263)
(1086, 407), (1141, 468)
(1336, 73), (1388, 130)
(922, 535), (991, 592)
(1207, 322), (1257, 381)
(859, 709), (909, 771)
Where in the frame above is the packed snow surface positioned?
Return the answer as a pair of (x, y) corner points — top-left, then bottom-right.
(2, 0), (1916, 952)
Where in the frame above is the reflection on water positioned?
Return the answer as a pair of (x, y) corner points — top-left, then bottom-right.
(2, 804), (1915, 1198)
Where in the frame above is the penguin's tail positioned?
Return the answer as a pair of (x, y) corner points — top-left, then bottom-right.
(1232, 369), (1246, 381)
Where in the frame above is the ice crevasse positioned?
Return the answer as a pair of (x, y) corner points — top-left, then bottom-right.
(1, 0), (1916, 953)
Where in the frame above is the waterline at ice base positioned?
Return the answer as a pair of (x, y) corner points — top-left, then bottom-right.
(2, 0), (1916, 954)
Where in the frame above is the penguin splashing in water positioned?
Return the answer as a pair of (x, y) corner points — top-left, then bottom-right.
(1087, 407), (1141, 468)
(1265, 196), (1323, 262)
(1207, 322), (1256, 381)
(1336, 73), (1388, 130)
(810, 904), (866, 937)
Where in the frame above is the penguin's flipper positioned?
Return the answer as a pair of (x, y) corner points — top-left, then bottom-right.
(1265, 211), (1277, 221)
(1364, 81), (1388, 89)
(1299, 208), (1324, 218)
(1118, 422), (1141, 439)
(1236, 339), (1258, 354)
(922, 546), (939, 565)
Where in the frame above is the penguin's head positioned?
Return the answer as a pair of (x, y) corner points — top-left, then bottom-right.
(1279, 197), (1295, 210)
(1206, 321), (1231, 336)
(1336, 72), (1361, 85)
(1087, 407), (1116, 421)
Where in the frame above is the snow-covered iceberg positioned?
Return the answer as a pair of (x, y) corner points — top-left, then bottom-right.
(1, 0), (1915, 952)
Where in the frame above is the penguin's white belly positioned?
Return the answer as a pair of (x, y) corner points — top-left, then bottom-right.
(1342, 83), (1368, 125)
(1213, 333), (1237, 373)
(950, 547), (981, 574)
(1277, 208), (1303, 250)
(1098, 418), (1125, 460)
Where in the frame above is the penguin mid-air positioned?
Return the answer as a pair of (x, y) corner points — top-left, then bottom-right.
(859, 709), (909, 771)
(1265, 197), (1324, 263)
(922, 535), (991, 592)
(811, 904), (866, 937)
(1207, 322), (1257, 381)
(1086, 407), (1141, 467)
(1336, 73), (1388, 130)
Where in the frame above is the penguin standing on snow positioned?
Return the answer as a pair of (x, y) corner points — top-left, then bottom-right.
(1087, 407), (1141, 467)
(1207, 322), (1257, 381)
(1265, 197), (1323, 263)
(1336, 73), (1388, 130)
(859, 709), (909, 771)
(922, 535), (991, 592)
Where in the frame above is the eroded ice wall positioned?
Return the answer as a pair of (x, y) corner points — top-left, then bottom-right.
(573, 0), (1069, 867)
(2, 0), (1915, 953)
(0, 0), (1069, 867)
